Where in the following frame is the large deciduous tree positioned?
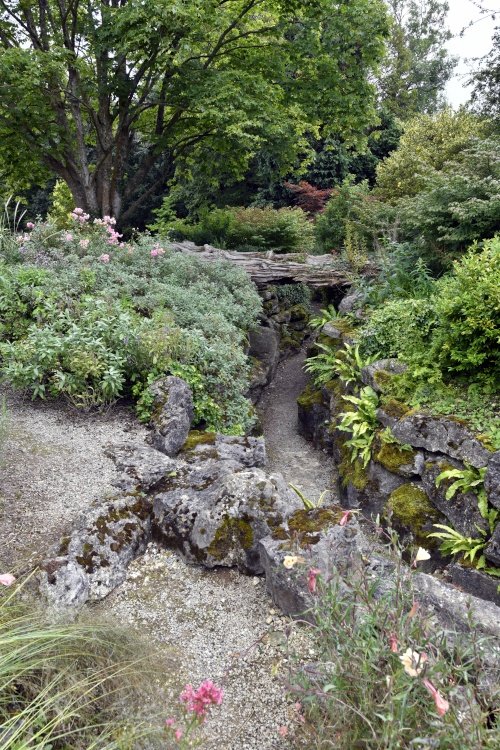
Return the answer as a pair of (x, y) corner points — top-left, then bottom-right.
(378, 0), (457, 119)
(0, 0), (388, 224)
(469, 26), (500, 121)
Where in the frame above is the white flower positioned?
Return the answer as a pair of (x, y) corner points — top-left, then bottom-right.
(414, 547), (431, 563)
(399, 648), (427, 677)
(283, 555), (305, 569)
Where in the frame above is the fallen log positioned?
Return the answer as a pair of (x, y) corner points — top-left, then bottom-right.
(168, 241), (353, 288)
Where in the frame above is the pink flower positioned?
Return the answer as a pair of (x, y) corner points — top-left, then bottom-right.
(73, 207), (84, 215)
(422, 678), (450, 717)
(26, 222), (35, 230)
(180, 680), (223, 719)
(388, 633), (398, 653)
(0, 573), (16, 587)
(278, 726), (288, 737)
(307, 568), (321, 594)
(174, 729), (183, 741)
(99, 253), (110, 263)
(150, 248), (159, 257)
(79, 238), (90, 249)
(339, 510), (351, 526)
(64, 232), (74, 242)
(165, 718), (175, 727)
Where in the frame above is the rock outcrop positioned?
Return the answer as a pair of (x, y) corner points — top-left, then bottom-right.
(148, 376), (194, 456)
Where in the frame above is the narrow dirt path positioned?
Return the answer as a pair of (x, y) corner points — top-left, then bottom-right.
(257, 347), (337, 504)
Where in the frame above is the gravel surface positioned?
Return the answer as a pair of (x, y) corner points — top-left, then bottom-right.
(0, 388), (147, 570)
(96, 545), (311, 750)
(257, 346), (338, 505)
(0, 385), (315, 749)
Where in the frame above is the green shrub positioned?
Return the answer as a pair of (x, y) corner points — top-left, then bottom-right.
(0, 222), (262, 433)
(156, 205), (315, 253)
(360, 297), (438, 362)
(274, 283), (312, 307)
(399, 137), (500, 265)
(376, 109), (487, 202)
(431, 236), (500, 375)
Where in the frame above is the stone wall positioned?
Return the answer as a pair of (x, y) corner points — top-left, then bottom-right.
(298, 324), (500, 606)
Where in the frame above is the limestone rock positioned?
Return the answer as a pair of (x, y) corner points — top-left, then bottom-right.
(485, 451), (500, 510)
(107, 443), (178, 492)
(41, 494), (152, 610)
(392, 414), (491, 469)
(182, 433), (266, 469)
(148, 376), (194, 456)
(153, 469), (301, 574)
(259, 517), (378, 617)
(360, 358), (407, 394)
(338, 291), (363, 315)
(449, 564), (500, 607)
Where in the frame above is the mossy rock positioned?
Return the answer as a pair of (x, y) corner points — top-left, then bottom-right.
(297, 383), (324, 410)
(387, 484), (439, 537)
(375, 441), (416, 474)
(182, 430), (217, 452)
(338, 441), (369, 490)
(380, 398), (411, 420)
(285, 507), (344, 546)
(207, 515), (254, 560)
(289, 304), (309, 321)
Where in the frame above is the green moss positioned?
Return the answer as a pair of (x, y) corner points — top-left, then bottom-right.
(375, 442), (416, 473)
(340, 453), (369, 490)
(289, 304), (309, 321)
(380, 398), (410, 419)
(297, 383), (324, 409)
(182, 430), (217, 451)
(373, 369), (394, 391)
(387, 484), (439, 536)
(286, 507), (343, 546)
(207, 515), (254, 560)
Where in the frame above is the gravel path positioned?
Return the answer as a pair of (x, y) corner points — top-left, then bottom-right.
(0, 388), (147, 571)
(257, 347), (338, 504)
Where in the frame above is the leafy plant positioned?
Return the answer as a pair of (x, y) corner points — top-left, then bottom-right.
(337, 386), (379, 467)
(432, 462), (499, 574)
(289, 484), (328, 510)
(290, 542), (499, 749)
(333, 343), (378, 387)
(309, 304), (338, 330)
(436, 464), (486, 505)
(428, 524), (500, 577)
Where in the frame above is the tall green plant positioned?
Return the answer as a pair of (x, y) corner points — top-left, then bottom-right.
(337, 386), (379, 467)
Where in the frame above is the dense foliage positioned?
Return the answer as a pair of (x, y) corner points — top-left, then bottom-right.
(152, 205), (315, 253)
(0, 215), (261, 432)
(292, 545), (499, 749)
(0, 0), (389, 225)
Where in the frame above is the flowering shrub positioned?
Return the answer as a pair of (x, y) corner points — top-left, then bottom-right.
(0, 216), (261, 432)
(289, 538), (499, 749)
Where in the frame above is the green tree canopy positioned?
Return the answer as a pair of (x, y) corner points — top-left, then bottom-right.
(0, 0), (388, 225)
(378, 0), (457, 120)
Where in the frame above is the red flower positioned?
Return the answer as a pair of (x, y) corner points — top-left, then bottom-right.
(307, 568), (321, 594)
(422, 678), (450, 717)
